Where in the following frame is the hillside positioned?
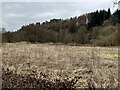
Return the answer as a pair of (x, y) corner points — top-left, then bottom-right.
(2, 9), (120, 46)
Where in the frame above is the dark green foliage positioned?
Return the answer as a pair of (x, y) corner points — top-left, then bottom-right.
(68, 18), (78, 33)
(2, 31), (13, 43)
(107, 8), (111, 19)
(36, 22), (40, 25)
(87, 8), (111, 30)
(112, 9), (120, 23)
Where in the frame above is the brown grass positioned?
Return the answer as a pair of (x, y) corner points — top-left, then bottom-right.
(2, 42), (118, 89)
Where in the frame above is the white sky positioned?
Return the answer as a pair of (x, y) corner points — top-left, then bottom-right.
(0, 0), (118, 31)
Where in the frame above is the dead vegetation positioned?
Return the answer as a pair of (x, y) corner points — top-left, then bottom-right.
(2, 42), (119, 89)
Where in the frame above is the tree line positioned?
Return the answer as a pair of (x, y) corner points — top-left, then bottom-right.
(2, 9), (120, 46)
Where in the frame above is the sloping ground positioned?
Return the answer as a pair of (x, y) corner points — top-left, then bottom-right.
(2, 43), (119, 89)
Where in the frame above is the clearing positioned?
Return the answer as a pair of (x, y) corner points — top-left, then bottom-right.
(2, 42), (119, 88)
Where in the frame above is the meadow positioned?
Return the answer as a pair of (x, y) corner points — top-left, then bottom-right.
(2, 42), (119, 89)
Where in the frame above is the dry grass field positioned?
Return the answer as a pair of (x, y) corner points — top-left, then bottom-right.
(2, 42), (119, 89)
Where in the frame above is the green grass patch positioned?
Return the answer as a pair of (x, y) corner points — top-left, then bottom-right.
(112, 57), (119, 60)
(101, 51), (119, 55)
(109, 51), (120, 55)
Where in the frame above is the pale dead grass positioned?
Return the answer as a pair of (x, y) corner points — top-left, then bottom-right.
(2, 42), (118, 88)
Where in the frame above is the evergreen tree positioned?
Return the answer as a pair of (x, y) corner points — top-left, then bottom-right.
(68, 18), (78, 33)
(107, 8), (111, 19)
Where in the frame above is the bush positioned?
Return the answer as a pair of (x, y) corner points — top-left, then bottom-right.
(94, 29), (118, 46)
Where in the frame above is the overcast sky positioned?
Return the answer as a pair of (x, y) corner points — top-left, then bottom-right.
(1, 0), (118, 31)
